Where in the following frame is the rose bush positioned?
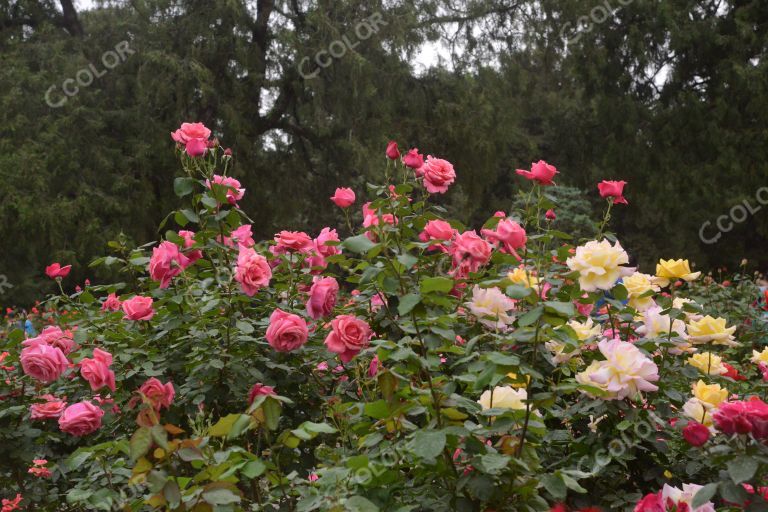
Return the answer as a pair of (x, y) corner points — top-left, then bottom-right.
(0, 124), (767, 511)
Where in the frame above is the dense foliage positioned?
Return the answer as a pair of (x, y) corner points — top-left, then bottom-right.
(1, 125), (768, 511)
(2, 0), (768, 302)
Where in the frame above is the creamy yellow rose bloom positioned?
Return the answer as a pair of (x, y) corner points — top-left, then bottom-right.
(687, 316), (738, 347)
(567, 317), (602, 341)
(688, 352), (727, 375)
(478, 386), (527, 410)
(751, 348), (768, 365)
(692, 380), (728, 407)
(654, 258), (701, 287)
(683, 397), (713, 426)
(566, 239), (634, 292)
(507, 266), (539, 290)
(623, 272), (659, 311)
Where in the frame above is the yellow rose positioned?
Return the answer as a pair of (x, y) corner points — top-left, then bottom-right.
(566, 239), (634, 292)
(751, 348), (768, 364)
(623, 272), (659, 311)
(691, 380), (728, 407)
(687, 316), (738, 347)
(654, 258), (701, 287)
(507, 266), (539, 290)
(478, 386), (527, 410)
(683, 397), (713, 426)
(688, 352), (727, 375)
(567, 317), (602, 341)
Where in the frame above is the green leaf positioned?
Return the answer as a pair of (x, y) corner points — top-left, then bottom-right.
(397, 253), (418, 269)
(173, 177), (196, 197)
(410, 430), (446, 460)
(209, 413), (241, 437)
(345, 496), (380, 512)
(130, 427), (152, 461)
(397, 293), (421, 315)
(692, 483), (719, 509)
(518, 307), (543, 327)
(202, 487), (241, 505)
(728, 457), (759, 484)
(476, 453), (510, 475)
(342, 235), (378, 254)
(612, 284), (628, 301)
(420, 277), (455, 294)
(541, 473), (567, 499)
(543, 301), (575, 318)
(241, 460), (266, 478)
(506, 285), (532, 299)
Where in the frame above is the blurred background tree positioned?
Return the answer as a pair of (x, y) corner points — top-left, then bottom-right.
(1, 0), (766, 303)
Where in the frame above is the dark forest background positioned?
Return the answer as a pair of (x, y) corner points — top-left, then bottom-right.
(2, 0), (768, 303)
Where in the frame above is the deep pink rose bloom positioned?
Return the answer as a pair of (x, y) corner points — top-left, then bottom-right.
(20, 343), (69, 383)
(386, 140), (400, 160)
(170, 122), (211, 144)
(324, 315), (372, 363)
(306, 277), (339, 320)
(266, 309), (309, 353)
(149, 241), (189, 289)
(30, 395), (67, 420)
(235, 247), (272, 296)
(598, 180), (628, 205)
(449, 230), (492, 274)
(79, 348), (115, 392)
(22, 326), (75, 354)
(178, 230), (203, 265)
(45, 262), (71, 279)
(101, 293), (122, 312)
(274, 230), (314, 254)
(122, 296), (155, 321)
(248, 383), (276, 405)
(231, 224), (255, 248)
(633, 492), (664, 512)
(515, 160), (558, 185)
(403, 148), (424, 171)
(330, 187), (356, 208)
(481, 218), (527, 258)
(314, 228), (341, 258)
(545, 209), (556, 220)
(206, 174), (245, 205)
(419, 219), (457, 252)
(184, 137), (207, 157)
(420, 156), (456, 194)
(713, 398), (768, 438)
(139, 377), (175, 410)
(682, 421), (710, 447)
(58, 401), (104, 436)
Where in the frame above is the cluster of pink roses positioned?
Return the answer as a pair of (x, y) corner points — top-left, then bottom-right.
(385, 141), (456, 194)
(712, 396), (768, 439)
(170, 122), (213, 157)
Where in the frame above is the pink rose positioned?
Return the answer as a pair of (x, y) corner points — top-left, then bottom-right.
(248, 383), (276, 405)
(633, 492), (664, 512)
(235, 247), (272, 296)
(714, 398), (768, 439)
(139, 377), (175, 410)
(206, 174), (245, 205)
(368, 355), (382, 377)
(178, 230), (203, 265)
(20, 343), (69, 383)
(386, 140), (400, 160)
(419, 220), (457, 251)
(101, 293), (122, 312)
(274, 230), (314, 254)
(170, 122), (211, 144)
(682, 421), (710, 447)
(403, 148), (424, 171)
(149, 241), (189, 289)
(362, 203), (397, 240)
(323, 315), (372, 363)
(545, 209), (556, 220)
(449, 230), (492, 274)
(230, 224), (255, 248)
(481, 218), (527, 258)
(314, 228), (341, 258)
(306, 277), (339, 320)
(266, 309), (309, 352)
(597, 180), (628, 205)
(515, 160), (558, 186)
(420, 156), (456, 194)
(79, 348), (115, 392)
(58, 401), (104, 436)
(22, 326), (75, 354)
(330, 187), (356, 208)
(185, 137), (207, 157)
(30, 395), (67, 420)
(122, 296), (155, 321)
(45, 262), (71, 279)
